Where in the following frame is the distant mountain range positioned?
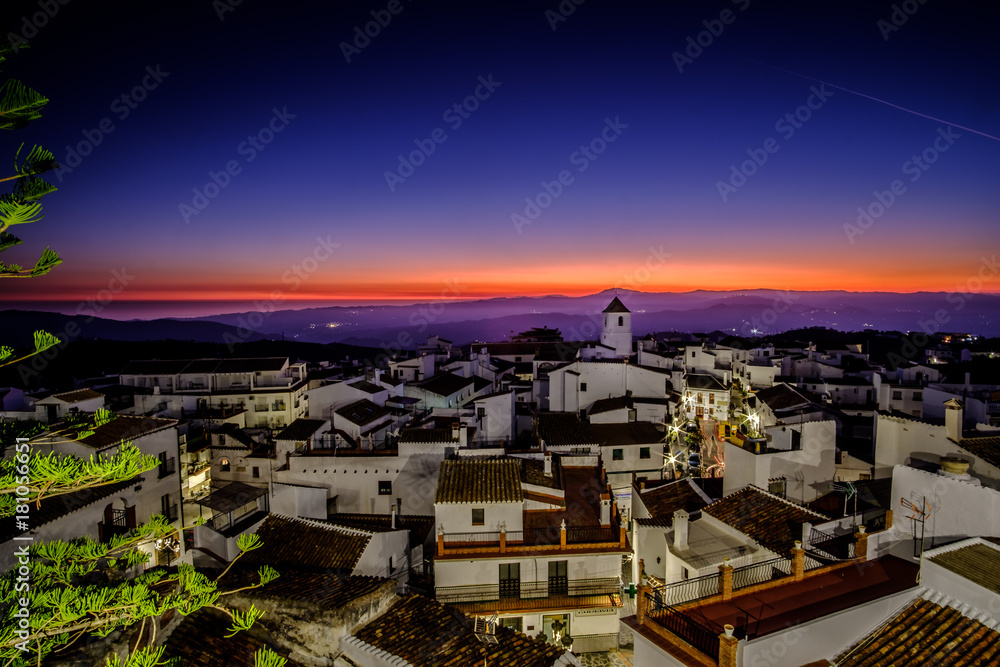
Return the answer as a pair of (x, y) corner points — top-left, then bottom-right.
(4, 289), (999, 349)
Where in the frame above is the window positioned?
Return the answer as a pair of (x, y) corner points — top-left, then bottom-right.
(640, 447), (650, 459)
(580, 382), (587, 392)
(220, 458), (230, 472)
(501, 617), (523, 632)
(913, 391), (923, 401)
(477, 407), (486, 418)
(379, 481), (392, 496)
(618, 316), (623, 327)
(252, 466), (260, 478)
(892, 390), (903, 400)
(612, 449), (623, 461)
(472, 508), (485, 525)
(691, 351), (696, 358)
(548, 560), (568, 595)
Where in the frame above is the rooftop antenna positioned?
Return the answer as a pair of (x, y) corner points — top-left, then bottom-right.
(900, 496), (931, 558)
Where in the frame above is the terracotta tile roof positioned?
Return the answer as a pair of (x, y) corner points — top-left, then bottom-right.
(636, 478), (711, 525)
(50, 388), (105, 404)
(588, 395), (630, 415)
(275, 418), (327, 441)
(162, 606), (303, 667)
(77, 414), (177, 450)
(519, 456), (562, 490)
(834, 596), (1000, 666)
(436, 458), (523, 504)
(347, 379), (385, 394)
(412, 371), (475, 397)
(684, 374), (727, 391)
(929, 542), (1000, 594)
(0, 478), (138, 543)
(703, 486), (828, 556)
(956, 434), (1000, 469)
(536, 412), (599, 447)
(349, 594), (576, 667)
(603, 296), (630, 313)
(221, 568), (394, 609)
(591, 422), (665, 446)
(756, 383), (816, 412)
(239, 514), (372, 572)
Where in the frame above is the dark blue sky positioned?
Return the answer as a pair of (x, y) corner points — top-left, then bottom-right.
(2, 0), (998, 316)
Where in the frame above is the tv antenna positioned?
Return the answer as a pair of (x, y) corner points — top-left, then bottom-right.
(901, 496), (931, 557)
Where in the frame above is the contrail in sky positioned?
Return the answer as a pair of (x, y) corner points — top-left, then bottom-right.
(745, 58), (1000, 143)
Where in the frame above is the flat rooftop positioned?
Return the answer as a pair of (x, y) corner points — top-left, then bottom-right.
(672, 555), (919, 640)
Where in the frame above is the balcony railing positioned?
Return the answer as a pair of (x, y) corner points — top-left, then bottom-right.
(809, 528), (856, 560)
(441, 525), (622, 550)
(651, 572), (721, 607)
(436, 577), (620, 604)
(158, 458), (177, 479)
(646, 593), (720, 661)
(731, 557), (792, 591)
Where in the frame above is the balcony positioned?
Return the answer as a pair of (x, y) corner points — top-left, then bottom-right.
(158, 457), (177, 479)
(437, 577), (623, 613)
(438, 523), (628, 558)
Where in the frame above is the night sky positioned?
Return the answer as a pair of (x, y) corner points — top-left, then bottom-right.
(1, 0), (998, 318)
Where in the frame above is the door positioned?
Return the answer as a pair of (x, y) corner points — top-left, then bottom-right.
(548, 560), (568, 595)
(499, 563), (520, 599)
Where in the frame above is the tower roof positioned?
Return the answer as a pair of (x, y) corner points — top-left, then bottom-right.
(603, 296), (630, 313)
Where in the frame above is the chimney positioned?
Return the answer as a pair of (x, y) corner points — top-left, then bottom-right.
(600, 494), (612, 526)
(544, 452), (552, 477)
(945, 399), (964, 442)
(801, 522), (812, 549)
(451, 421), (460, 442)
(673, 509), (689, 550)
(391, 503), (397, 529)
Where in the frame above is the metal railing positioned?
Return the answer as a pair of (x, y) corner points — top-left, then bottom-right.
(732, 557), (792, 591)
(442, 525), (622, 548)
(651, 572), (720, 606)
(809, 528), (856, 560)
(435, 577), (620, 604)
(646, 593), (720, 660)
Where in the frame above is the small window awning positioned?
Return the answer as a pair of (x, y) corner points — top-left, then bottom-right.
(196, 481), (267, 513)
